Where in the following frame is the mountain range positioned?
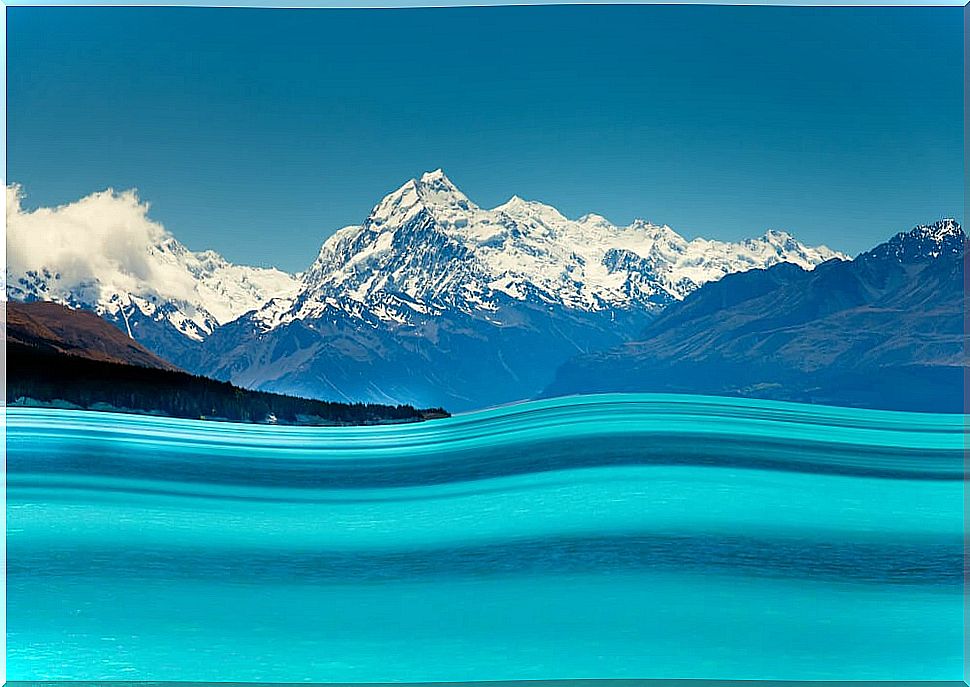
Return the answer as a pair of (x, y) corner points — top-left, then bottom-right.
(4, 171), (844, 411)
(545, 219), (966, 413)
(13, 172), (958, 413)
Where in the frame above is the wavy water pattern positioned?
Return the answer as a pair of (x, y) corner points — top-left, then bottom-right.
(6, 394), (966, 681)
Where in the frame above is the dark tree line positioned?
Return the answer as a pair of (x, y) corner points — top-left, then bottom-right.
(7, 342), (448, 425)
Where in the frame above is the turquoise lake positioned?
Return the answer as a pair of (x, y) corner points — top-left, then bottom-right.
(5, 394), (965, 681)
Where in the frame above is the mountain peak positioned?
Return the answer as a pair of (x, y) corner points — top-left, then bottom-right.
(629, 218), (663, 230)
(496, 194), (527, 209)
(494, 195), (568, 225)
(415, 169), (473, 206)
(578, 213), (614, 229)
(908, 218), (963, 243)
(763, 229), (794, 240)
(628, 219), (683, 241)
(419, 168), (450, 185)
(368, 170), (476, 230)
(758, 229), (800, 249)
(865, 218), (965, 263)
(416, 169), (460, 196)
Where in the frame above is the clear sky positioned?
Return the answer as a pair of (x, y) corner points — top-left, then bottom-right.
(7, 5), (963, 272)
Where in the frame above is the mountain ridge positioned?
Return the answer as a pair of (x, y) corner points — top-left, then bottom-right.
(6, 300), (178, 370)
(544, 219), (966, 413)
(6, 171), (852, 410)
(251, 170), (844, 332)
(7, 172), (844, 342)
(188, 170), (844, 410)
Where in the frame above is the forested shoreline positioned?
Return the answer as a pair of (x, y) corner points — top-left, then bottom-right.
(8, 342), (448, 425)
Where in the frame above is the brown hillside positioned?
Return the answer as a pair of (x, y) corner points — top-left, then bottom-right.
(6, 301), (179, 371)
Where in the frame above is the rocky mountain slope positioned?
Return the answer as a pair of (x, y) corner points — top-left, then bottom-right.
(544, 219), (966, 413)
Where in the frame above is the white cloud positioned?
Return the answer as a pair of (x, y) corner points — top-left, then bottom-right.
(5, 184), (299, 335)
(7, 184), (198, 306)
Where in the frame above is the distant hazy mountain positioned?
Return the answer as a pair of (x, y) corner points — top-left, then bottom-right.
(545, 219), (966, 413)
(194, 171), (840, 410)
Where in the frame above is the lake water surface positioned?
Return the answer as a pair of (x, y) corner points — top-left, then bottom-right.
(6, 394), (964, 680)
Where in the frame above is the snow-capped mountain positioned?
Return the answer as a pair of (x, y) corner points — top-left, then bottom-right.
(863, 217), (965, 262)
(255, 169), (843, 330)
(194, 170), (844, 410)
(545, 219), (966, 413)
(6, 172), (848, 411)
(6, 185), (299, 353)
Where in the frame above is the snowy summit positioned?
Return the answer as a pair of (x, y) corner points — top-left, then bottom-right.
(257, 170), (845, 329)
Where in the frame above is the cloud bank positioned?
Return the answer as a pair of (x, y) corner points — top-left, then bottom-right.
(6, 184), (199, 307)
(6, 185), (299, 335)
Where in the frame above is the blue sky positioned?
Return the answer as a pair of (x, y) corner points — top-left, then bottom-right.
(7, 5), (963, 272)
